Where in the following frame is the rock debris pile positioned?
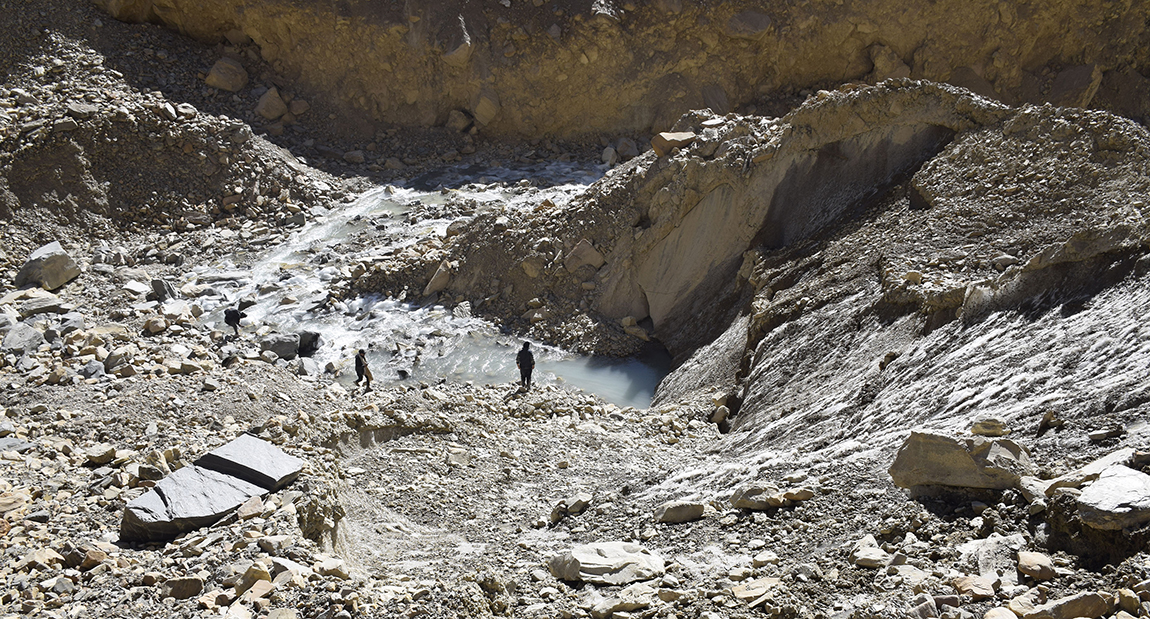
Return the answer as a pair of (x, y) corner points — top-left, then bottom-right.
(2, 0), (1150, 618)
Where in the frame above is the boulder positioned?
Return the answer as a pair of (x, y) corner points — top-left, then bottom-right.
(161, 576), (204, 599)
(591, 582), (656, 619)
(236, 562), (271, 594)
(1023, 591), (1114, 619)
(314, 556), (350, 579)
(616, 137), (640, 159)
(297, 331), (322, 357)
(151, 279), (179, 302)
(422, 260), (452, 297)
(294, 357), (320, 376)
(255, 87), (288, 120)
(548, 542), (665, 585)
(120, 465), (266, 542)
(602, 146), (618, 166)
(56, 311), (85, 334)
(889, 431), (1036, 490)
(271, 556), (314, 580)
(1017, 551), (1056, 581)
(564, 491), (593, 515)
(783, 487), (815, 501)
(124, 280), (151, 296)
(521, 256), (545, 278)
(1010, 591), (1044, 616)
(260, 333), (300, 360)
(1076, 464), (1150, 530)
(564, 239), (606, 273)
(85, 443), (117, 465)
(651, 131), (697, 157)
(753, 550), (779, 567)
(15, 242), (80, 291)
(1117, 589), (1141, 614)
(849, 534), (891, 568)
(653, 500), (705, 523)
(205, 58), (248, 92)
(472, 88), (501, 126)
(730, 482), (781, 510)
(194, 433), (304, 491)
(952, 575), (996, 600)
(288, 98), (310, 116)
(1, 322), (45, 355)
(79, 359), (106, 379)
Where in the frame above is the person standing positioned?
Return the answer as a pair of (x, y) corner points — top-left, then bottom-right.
(355, 349), (373, 393)
(516, 342), (535, 390)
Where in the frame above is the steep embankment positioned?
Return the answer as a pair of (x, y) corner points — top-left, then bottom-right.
(95, 0), (1150, 138)
(432, 78), (1150, 456)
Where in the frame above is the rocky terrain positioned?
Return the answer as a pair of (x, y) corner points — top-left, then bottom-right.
(1, 2), (1150, 619)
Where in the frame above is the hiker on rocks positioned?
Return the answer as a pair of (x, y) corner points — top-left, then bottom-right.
(355, 349), (373, 393)
(224, 306), (246, 338)
(516, 341), (535, 390)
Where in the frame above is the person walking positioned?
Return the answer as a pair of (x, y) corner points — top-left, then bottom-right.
(516, 342), (535, 390)
(355, 349), (373, 393)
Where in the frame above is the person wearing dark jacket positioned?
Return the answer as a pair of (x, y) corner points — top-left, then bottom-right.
(224, 307), (245, 337)
(516, 342), (535, 390)
(355, 349), (373, 392)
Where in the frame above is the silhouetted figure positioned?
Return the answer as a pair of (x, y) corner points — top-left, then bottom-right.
(224, 307), (246, 337)
(516, 342), (534, 390)
(355, 349), (373, 393)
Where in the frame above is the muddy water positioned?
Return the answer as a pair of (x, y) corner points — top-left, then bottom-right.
(197, 163), (667, 409)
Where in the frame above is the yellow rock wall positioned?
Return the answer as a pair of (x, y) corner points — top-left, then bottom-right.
(95, 0), (1150, 137)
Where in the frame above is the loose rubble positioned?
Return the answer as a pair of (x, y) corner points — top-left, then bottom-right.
(1, 1), (1150, 618)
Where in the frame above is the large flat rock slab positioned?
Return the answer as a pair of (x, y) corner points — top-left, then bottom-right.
(120, 465), (265, 542)
(194, 433), (304, 491)
(1077, 464), (1150, 530)
(889, 431), (1036, 490)
(548, 542), (665, 585)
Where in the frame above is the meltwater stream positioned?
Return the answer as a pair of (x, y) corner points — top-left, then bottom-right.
(193, 162), (669, 409)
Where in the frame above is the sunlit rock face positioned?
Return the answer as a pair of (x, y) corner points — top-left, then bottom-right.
(95, 0), (1150, 138)
(432, 79), (1150, 476)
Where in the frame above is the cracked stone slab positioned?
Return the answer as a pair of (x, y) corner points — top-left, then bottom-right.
(194, 433), (304, 491)
(120, 465), (266, 542)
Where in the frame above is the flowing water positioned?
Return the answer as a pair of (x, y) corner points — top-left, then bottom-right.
(193, 162), (668, 409)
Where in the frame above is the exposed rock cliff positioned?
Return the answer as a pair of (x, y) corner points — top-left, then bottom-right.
(95, 0), (1150, 138)
(426, 79), (1150, 458)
